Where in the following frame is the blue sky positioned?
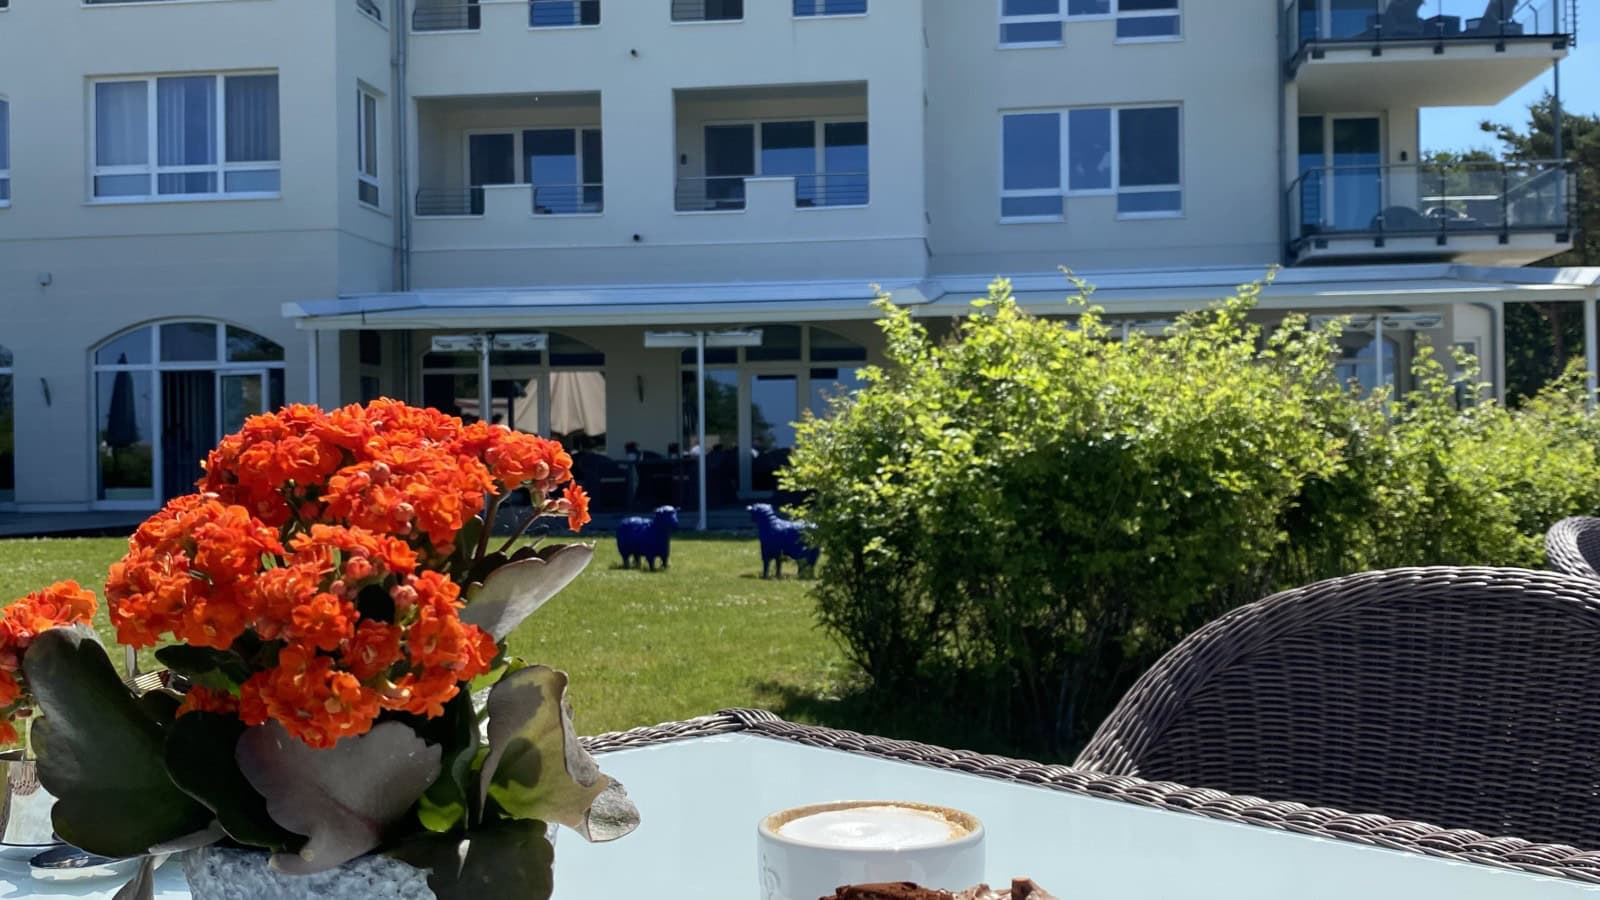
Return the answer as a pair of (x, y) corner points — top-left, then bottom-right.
(1422, 39), (1599, 153)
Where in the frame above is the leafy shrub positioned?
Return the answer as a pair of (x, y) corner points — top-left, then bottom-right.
(786, 277), (1600, 753)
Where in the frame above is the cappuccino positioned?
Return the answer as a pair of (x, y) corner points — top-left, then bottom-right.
(777, 804), (971, 850)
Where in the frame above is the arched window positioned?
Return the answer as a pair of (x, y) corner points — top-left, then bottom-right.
(0, 345), (12, 503)
(92, 321), (285, 507)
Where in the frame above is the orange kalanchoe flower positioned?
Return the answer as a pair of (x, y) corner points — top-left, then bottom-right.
(0, 580), (99, 744)
(101, 400), (589, 748)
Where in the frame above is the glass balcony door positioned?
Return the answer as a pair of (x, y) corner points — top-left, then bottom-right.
(1330, 116), (1382, 231)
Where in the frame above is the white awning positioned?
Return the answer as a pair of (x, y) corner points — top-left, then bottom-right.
(284, 265), (1600, 331)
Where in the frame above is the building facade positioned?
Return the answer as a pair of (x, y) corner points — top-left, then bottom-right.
(0, 0), (1591, 517)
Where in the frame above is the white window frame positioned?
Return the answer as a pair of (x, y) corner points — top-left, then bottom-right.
(88, 71), (280, 204)
(998, 0), (1180, 47)
(998, 0), (1064, 47)
(698, 116), (870, 209)
(0, 96), (10, 208)
(358, 86), (382, 209)
(460, 124), (604, 216)
(1000, 103), (1183, 223)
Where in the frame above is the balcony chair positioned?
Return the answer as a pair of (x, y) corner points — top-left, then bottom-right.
(1547, 517), (1600, 580)
(1467, 0), (1524, 36)
(1076, 567), (1600, 849)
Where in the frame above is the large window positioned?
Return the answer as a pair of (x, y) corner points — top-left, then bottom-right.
(1000, 0), (1179, 45)
(671, 0), (742, 22)
(420, 334), (606, 452)
(358, 87), (381, 208)
(92, 322), (285, 507)
(530, 0), (599, 26)
(690, 119), (868, 210)
(464, 127), (603, 215)
(794, 0), (866, 14)
(92, 73), (280, 201)
(0, 98), (9, 205)
(1001, 104), (1181, 220)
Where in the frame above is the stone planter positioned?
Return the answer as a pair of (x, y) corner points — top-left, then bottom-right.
(183, 846), (435, 900)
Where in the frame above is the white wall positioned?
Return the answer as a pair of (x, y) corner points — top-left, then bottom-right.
(923, 0), (1285, 274)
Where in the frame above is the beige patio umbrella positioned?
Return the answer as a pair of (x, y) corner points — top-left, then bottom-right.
(549, 371), (607, 439)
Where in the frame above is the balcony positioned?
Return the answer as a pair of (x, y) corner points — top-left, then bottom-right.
(414, 92), (604, 216)
(673, 84), (869, 213)
(1284, 0), (1571, 110)
(1288, 159), (1574, 265)
(413, 0), (599, 32)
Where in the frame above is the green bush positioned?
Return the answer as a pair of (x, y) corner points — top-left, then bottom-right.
(785, 277), (1600, 753)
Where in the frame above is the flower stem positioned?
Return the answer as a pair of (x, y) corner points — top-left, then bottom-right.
(474, 493), (505, 564)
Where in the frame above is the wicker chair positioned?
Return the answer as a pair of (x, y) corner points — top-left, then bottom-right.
(1076, 567), (1600, 850)
(1546, 516), (1600, 580)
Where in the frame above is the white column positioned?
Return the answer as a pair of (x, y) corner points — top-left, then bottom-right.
(478, 332), (492, 425)
(306, 331), (320, 407)
(696, 331), (708, 532)
(1374, 314), (1386, 398)
(1585, 299), (1597, 411)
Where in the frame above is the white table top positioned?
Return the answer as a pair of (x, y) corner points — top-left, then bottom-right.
(2, 732), (1595, 899)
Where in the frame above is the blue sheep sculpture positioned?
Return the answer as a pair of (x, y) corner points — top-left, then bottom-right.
(617, 506), (678, 571)
(748, 503), (819, 579)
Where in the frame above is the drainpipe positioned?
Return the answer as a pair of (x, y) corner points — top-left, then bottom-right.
(1468, 301), (1504, 405)
(1276, 0), (1290, 261)
(393, 0), (412, 292)
(1585, 295), (1597, 410)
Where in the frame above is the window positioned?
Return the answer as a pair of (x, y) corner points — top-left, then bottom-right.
(358, 88), (381, 208)
(1001, 104), (1181, 220)
(685, 119), (868, 210)
(671, 0), (742, 22)
(526, 128), (603, 214)
(530, 0), (599, 26)
(1000, 0), (1179, 45)
(0, 98), (9, 206)
(91, 73), (279, 201)
(794, 0), (866, 15)
(356, 0), (382, 21)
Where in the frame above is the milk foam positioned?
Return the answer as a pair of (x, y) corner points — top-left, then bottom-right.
(777, 805), (964, 849)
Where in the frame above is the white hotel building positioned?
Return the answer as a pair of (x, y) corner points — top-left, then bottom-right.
(0, 0), (1591, 517)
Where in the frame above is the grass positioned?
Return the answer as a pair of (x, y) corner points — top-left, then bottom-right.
(0, 535), (845, 737)
(0, 534), (1043, 757)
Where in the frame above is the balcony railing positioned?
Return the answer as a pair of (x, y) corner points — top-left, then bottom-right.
(1288, 159), (1573, 252)
(675, 174), (869, 211)
(671, 0), (743, 23)
(1284, 0), (1569, 65)
(415, 184), (603, 217)
(414, 0), (597, 31)
(794, 0), (867, 14)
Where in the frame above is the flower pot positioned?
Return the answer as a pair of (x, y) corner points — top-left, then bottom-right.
(0, 750), (58, 857)
(183, 846), (435, 900)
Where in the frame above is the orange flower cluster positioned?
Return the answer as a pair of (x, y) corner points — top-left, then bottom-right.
(104, 400), (590, 749)
(0, 581), (97, 744)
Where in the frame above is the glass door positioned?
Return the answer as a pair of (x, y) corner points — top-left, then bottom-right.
(468, 132), (516, 215)
(748, 374), (799, 495)
(703, 124), (755, 209)
(219, 370), (267, 437)
(1330, 116), (1381, 231)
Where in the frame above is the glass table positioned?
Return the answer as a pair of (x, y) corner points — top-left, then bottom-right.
(2, 713), (1597, 899)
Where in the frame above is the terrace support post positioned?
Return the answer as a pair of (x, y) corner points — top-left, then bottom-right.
(697, 331), (708, 533)
(307, 331), (320, 407)
(1585, 299), (1597, 411)
(479, 332), (492, 426)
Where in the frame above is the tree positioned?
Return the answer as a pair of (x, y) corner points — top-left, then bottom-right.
(1479, 93), (1598, 401)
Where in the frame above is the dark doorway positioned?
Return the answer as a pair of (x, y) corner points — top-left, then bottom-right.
(161, 371), (216, 502)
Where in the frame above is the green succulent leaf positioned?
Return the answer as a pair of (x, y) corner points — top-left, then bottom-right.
(24, 628), (212, 858)
(237, 720), (442, 875)
(479, 666), (639, 841)
(388, 819), (555, 900)
(411, 690), (482, 833)
(135, 690), (181, 732)
(154, 645), (252, 685)
(165, 713), (302, 851)
(461, 544), (594, 641)
(110, 855), (158, 900)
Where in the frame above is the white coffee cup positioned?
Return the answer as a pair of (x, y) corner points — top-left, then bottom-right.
(757, 801), (986, 900)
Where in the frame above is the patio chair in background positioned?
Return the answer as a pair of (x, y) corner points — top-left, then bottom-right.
(1547, 516), (1600, 580)
(1076, 567), (1600, 849)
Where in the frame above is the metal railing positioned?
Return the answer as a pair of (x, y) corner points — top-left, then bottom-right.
(1287, 159), (1573, 252)
(530, 0), (599, 26)
(1284, 0), (1569, 66)
(794, 173), (870, 208)
(671, 0), (743, 22)
(675, 174), (870, 211)
(533, 183), (605, 215)
(414, 0), (479, 31)
(793, 0), (867, 15)
(414, 184), (604, 217)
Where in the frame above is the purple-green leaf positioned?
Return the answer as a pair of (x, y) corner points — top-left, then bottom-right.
(237, 721), (442, 875)
(461, 543), (594, 640)
(479, 666), (639, 842)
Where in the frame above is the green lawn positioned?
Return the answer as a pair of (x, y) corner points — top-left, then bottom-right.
(0, 536), (847, 738)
